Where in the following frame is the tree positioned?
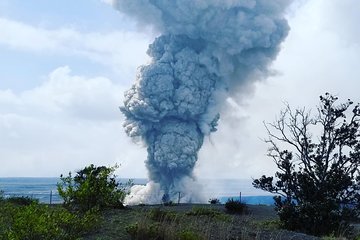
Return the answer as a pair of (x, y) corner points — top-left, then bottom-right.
(253, 93), (360, 236)
(57, 164), (131, 212)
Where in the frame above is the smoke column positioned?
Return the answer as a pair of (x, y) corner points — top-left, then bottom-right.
(115, 0), (291, 204)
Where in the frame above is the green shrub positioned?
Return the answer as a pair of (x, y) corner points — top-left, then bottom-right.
(187, 207), (220, 217)
(353, 235), (360, 240)
(225, 198), (246, 214)
(57, 164), (132, 211)
(0, 190), (4, 201)
(0, 201), (100, 240)
(6, 196), (39, 205)
(177, 230), (205, 240)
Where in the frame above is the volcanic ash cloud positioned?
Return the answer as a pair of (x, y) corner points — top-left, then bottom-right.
(115, 0), (291, 204)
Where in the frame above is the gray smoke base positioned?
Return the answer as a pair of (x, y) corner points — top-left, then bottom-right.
(115, 0), (291, 203)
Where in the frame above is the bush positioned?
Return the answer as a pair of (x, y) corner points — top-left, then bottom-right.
(225, 198), (246, 214)
(57, 164), (131, 211)
(253, 93), (360, 236)
(6, 196), (39, 206)
(208, 198), (220, 204)
(0, 190), (4, 201)
(0, 201), (100, 240)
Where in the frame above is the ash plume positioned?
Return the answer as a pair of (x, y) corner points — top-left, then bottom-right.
(115, 0), (291, 204)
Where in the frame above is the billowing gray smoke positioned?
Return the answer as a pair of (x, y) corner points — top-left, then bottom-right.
(115, 0), (291, 204)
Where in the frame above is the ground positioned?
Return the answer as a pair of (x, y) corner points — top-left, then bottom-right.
(84, 204), (321, 240)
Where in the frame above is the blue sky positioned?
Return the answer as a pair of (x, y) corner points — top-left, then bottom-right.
(0, 0), (360, 178)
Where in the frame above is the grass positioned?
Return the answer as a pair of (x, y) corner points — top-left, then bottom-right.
(0, 197), (101, 240)
(85, 204), (235, 239)
(251, 219), (282, 230)
(186, 206), (231, 222)
(123, 207), (232, 240)
(84, 203), (325, 240)
(3, 198), (353, 239)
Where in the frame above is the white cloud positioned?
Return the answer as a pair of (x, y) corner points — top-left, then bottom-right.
(0, 66), (147, 177)
(24, 66), (126, 120)
(1, 66), (123, 120)
(320, 0), (360, 46)
(0, 17), (151, 77)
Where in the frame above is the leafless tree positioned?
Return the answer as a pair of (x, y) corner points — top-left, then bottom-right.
(253, 93), (360, 236)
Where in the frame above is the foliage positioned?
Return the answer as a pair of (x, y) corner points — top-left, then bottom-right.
(125, 222), (140, 238)
(225, 198), (247, 214)
(126, 207), (230, 240)
(0, 200), (100, 240)
(148, 208), (178, 222)
(125, 220), (207, 240)
(176, 230), (205, 240)
(187, 206), (220, 217)
(253, 93), (360, 236)
(6, 196), (39, 206)
(208, 198), (220, 204)
(0, 190), (4, 201)
(125, 222), (164, 240)
(186, 206), (230, 222)
(94, 203), (311, 240)
(252, 219), (282, 230)
(57, 164), (131, 211)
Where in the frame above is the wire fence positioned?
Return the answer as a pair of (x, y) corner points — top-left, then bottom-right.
(1, 190), (275, 206)
(2, 191), (62, 205)
(118, 192), (275, 205)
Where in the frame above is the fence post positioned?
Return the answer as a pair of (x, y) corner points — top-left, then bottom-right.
(239, 192), (242, 203)
(178, 192), (181, 205)
(50, 190), (52, 205)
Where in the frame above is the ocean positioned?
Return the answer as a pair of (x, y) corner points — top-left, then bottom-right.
(0, 178), (62, 204)
(0, 178), (275, 205)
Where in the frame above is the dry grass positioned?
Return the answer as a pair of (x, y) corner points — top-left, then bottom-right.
(84, 204), (321, 240)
